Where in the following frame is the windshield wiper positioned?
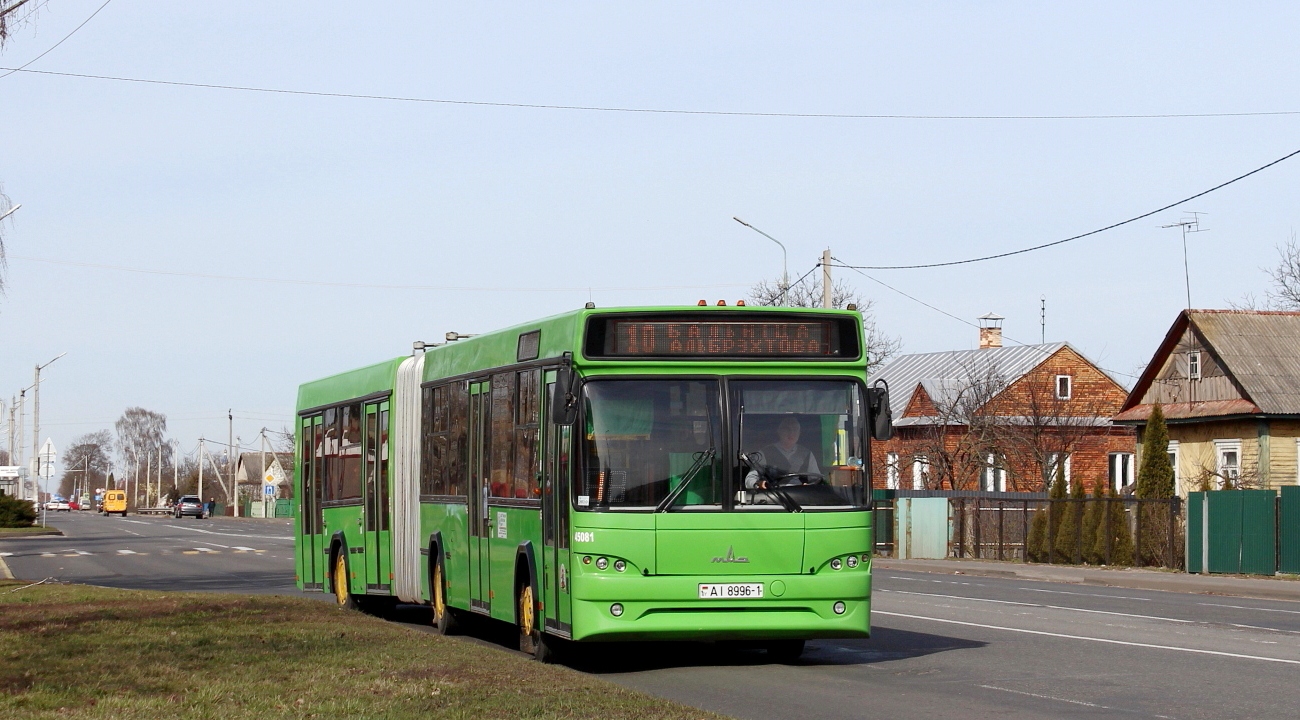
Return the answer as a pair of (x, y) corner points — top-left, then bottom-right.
(769, 485), (803, 513)
(656, 448), (715, 513)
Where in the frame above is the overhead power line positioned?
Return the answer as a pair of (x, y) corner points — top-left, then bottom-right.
(834, 146), (1300, 270)
(7, 64), (1300, 121)
(5, 253), (749, 292)
(0, 0), (114, 81)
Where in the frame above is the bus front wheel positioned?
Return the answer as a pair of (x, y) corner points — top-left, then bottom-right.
(517, 583), (554, 662)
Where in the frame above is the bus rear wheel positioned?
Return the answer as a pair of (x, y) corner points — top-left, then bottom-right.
(333, 550), (359, 610)
(432, 558), (461, 636)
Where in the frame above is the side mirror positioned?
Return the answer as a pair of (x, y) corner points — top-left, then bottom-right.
(551, 363), (579, 426)
(867, 380), (893, 441)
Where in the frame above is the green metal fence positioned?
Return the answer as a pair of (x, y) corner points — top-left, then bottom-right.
(1281, 486), (1299, 575)
(1188, 490), (1280, 576)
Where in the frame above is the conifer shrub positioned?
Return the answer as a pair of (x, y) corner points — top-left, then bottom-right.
(1135, 404), (1178, 566)
(1080, 482), (1106, 565)
(0, 493), (37, 528)
(1027, 464), (1068, 562)
(1053, 472), (1087, 564)
(1093, 492), (1135, 566)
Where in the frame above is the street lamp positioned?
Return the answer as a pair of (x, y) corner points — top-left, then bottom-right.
(733, 217), (788, 306)
(31, 352), (67, 498)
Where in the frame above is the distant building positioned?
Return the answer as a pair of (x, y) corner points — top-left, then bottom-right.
(870, 315), (1134, 492)
(1114, 309), (1300, 494)
(234, 452), (294, 499)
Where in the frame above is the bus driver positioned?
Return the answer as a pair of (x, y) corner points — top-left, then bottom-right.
(746, 415), (820, 490)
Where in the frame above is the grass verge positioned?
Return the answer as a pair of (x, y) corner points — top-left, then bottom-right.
(0, 581), (724, 719)
(0, 527), (62, 537)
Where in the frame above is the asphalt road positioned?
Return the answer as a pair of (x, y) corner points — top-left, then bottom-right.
(0, 510), (297, 594)
(5, 514), (1299, 719)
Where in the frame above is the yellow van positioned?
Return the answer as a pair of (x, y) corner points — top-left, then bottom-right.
(102, 490), (127, 517)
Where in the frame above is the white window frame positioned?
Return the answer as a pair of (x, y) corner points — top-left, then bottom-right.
(1108, 451), (1134, 493)
(912, 455), (930, 490)
(1214, 439), (1241, 488)
(1188, 351), (1201, 381)
(1055, 375), (1072, 400)
(886, 452), (899, 490)
(980, 453), (1006, 492)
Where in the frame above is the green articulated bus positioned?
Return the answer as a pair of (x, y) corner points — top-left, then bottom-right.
(294, 305), (893, 661)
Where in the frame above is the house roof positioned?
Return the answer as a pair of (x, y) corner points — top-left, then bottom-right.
(1119, 310), (1300, 419)
(871, 342), (1071, 420)
(236, 452), (293, 483)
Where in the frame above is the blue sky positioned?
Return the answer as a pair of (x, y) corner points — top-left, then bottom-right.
(3, 2), (1299, 479)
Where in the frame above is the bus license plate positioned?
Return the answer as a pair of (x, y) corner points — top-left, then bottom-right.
(698, 583), (764, 599)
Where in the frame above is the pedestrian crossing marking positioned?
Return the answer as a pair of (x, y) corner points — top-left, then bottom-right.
(194, 547), (218, 553)
(41, 553), (56, 557)
(117, 549), (137, 555)
(182, 550), (199, 555)
(232, 546), (256, 552)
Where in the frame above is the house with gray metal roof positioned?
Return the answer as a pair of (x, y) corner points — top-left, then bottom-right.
(1115, 309), (1300, 493)
(870, 317), (1133, 492)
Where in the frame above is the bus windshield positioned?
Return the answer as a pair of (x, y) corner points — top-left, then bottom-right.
(578, 378), (866, 511)
(733, 379), (866, 509)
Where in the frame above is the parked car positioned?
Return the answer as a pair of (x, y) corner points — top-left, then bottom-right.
(45, 499), (70, 512)
(173, 495), (207, 519)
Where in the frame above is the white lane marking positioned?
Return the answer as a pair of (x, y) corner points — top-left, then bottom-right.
(232, 546), (256, 552)
(875, 610), (1300, 665)
(1018, 587), (1151, 602)
(159, 525), (291, 541)
(71, 550), (91, 555)
(41, 552), (56, 557)
(978, 685), (1176, 718)
(0, 552), (12, 557)
(1200, 602), (1300, 615)
(197, 541), (231, 549)
(193, 547), (217, 553)
(880, 589), (1193, 623)
(1228, 623), (1300, 635)
(122, 520), (151, 525)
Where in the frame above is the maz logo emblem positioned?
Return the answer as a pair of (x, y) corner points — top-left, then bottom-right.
(712, 546), (749, 563)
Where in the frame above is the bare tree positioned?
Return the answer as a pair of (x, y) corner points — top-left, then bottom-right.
(57, 430), (112, 498)
(0, 0), (41, 49)
(906, 356), (1009, 490)
(1264, 231), (1300, 309)
(114, 407), (167, 497)
(749, 275), (902, 371)
(997, 376), (1115, 492)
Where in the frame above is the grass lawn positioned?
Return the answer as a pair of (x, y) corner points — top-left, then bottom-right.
(0, 527), (62, 537)
(0, 581), (724, 719)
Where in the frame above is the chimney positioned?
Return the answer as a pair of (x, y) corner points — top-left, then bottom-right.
(978, 313), (1004, 349)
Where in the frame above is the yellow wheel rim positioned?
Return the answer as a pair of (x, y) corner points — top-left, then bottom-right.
(520, 585), (535, 636)
(433, 563), (446, 618)
(334, 553), (349, 606)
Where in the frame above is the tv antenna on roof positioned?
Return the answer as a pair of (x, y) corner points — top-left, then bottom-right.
(1162, 212), (1207, 310)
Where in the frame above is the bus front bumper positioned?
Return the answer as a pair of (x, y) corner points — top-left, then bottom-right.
(568, 572), (871, 642)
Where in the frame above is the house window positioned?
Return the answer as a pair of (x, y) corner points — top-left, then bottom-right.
(980, 454), (1006, 492)
(1045, 452), (1071, 491)
(886, 452), (899, 490)
(1188, 351), (1201, 381)
(912, 455), (930, 490)
(1166, 439), (1180, 491)
(1214, 440), (1241, 488)
(1108, 452), (1134, 493)
(1055, 375), (1072, 400)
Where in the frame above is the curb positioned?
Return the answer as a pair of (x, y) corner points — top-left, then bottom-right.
(876, 559), (1300, 603)
(0, 528), (65, 538)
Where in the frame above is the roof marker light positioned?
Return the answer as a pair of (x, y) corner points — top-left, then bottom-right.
(717, 300), (726, 306)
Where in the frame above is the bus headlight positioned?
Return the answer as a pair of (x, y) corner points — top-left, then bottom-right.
(846, 555), (858, 569)
(613, 559), (626, 572)
(610, 603), (624, 617)
(596, 557), (609, 570)
(830, 558), (842, 570)
(833, 601), (846, 615)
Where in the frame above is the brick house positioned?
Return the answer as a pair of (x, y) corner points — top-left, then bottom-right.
(1114, 309), (1300, 495)
(869, 317), (1135, 492)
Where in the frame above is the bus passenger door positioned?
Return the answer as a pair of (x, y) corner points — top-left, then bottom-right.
(362, 401), (390, 591)
(467, 380), (491, 613)
(299, 415), (324, 587)
(542, 372), (573, 634)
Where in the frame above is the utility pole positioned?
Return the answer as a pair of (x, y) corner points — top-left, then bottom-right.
(15, 389), (24, 500)
(229, 410), (237, 517)
(822, 248), (833, 308)
(198, 438), (205, 509)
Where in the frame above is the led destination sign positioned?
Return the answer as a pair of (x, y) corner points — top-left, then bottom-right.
(602, 319), (843, 358)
